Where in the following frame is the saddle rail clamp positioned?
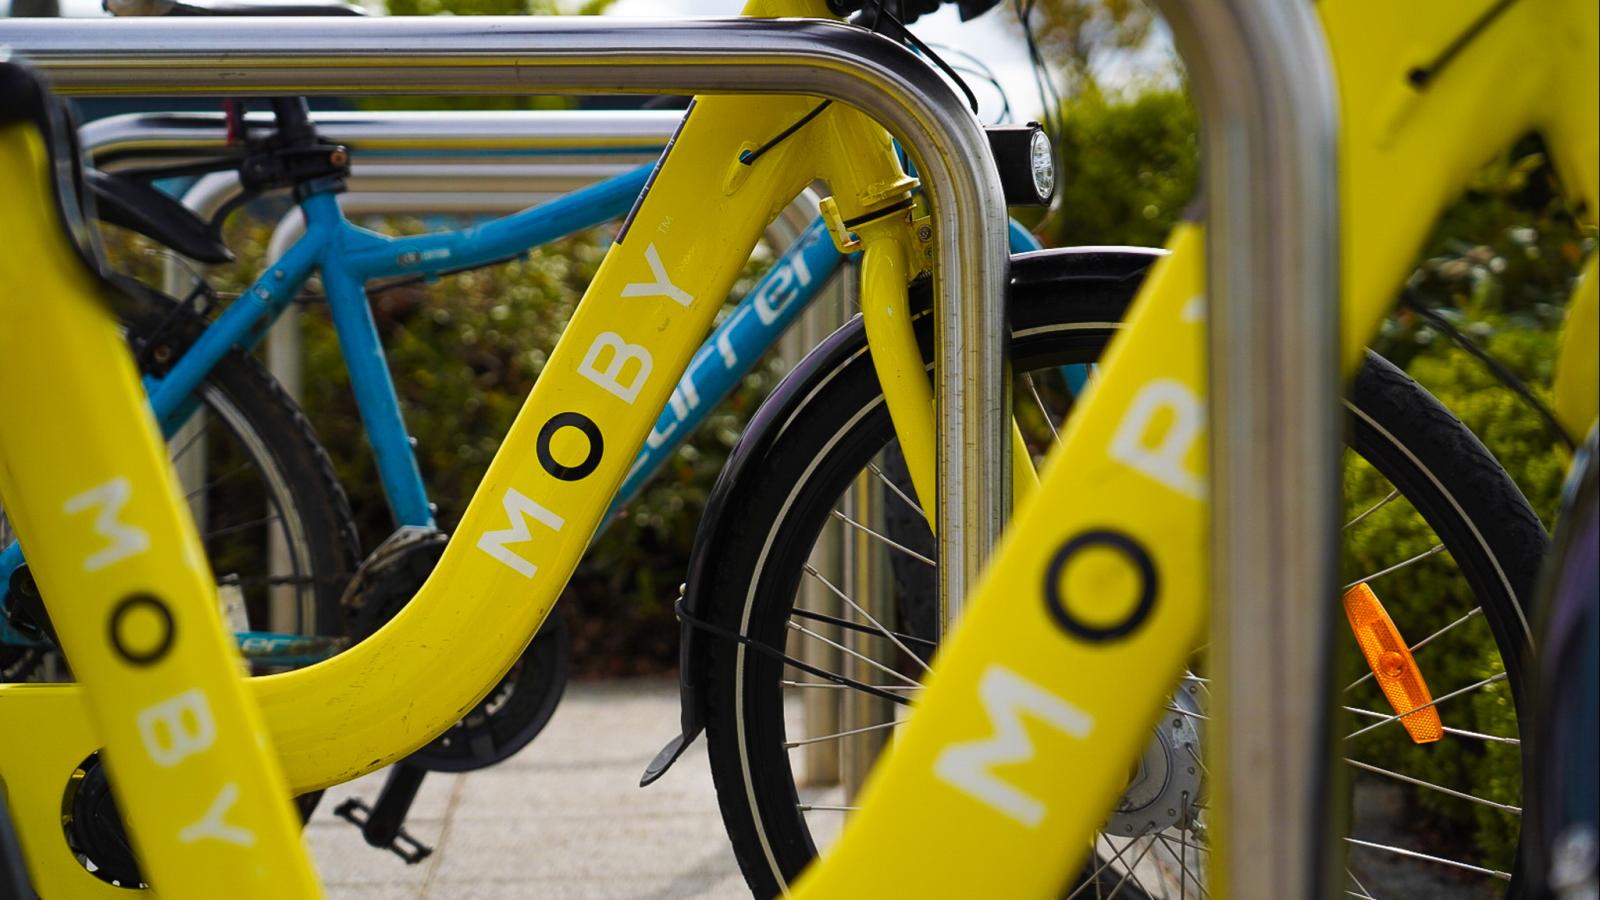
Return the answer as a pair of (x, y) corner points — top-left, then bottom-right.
(0, 13), (1009, 786)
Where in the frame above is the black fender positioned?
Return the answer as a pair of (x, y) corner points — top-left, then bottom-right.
(640, 245), (1163, 785)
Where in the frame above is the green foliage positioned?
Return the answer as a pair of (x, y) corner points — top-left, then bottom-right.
(1005, 0), (1156, 97)
(1031, 86), (1197, 248)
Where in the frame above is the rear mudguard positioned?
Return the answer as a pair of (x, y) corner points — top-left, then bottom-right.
(641, 246), (1163, 785)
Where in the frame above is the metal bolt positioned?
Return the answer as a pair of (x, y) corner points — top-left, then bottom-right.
(274, 270), (285, 280)
(917, 225), (933, 241)
(254, 286), (271, 300)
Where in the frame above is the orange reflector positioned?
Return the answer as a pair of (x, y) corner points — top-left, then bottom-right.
(1342, 582), (1443, 744)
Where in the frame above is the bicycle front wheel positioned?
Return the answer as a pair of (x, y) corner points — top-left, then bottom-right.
(694, 269), (1544, 898)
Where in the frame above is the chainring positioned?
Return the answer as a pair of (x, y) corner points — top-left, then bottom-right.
(343, 527), (570, 773)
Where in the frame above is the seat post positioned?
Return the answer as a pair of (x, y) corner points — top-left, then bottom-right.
(269, 96), (316, 145)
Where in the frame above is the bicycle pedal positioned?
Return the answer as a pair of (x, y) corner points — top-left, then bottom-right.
(333, 798), (434, 865)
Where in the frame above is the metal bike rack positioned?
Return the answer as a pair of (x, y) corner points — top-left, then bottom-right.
(81, 108), (681, 174)
(0, 16), (1013, 619)
(1153, 1), (1343, 897)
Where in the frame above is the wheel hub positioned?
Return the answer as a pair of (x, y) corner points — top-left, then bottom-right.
(1107, 678), (1205, 838)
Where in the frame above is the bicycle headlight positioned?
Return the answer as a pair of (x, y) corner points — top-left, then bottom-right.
(1029, 127), (1055, 204)
(984, 123), (1056, 206)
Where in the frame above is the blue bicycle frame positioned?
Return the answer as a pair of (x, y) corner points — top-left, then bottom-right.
(0, 156), (1042, 644)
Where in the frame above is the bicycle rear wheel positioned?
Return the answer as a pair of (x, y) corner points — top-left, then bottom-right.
(1, 275), (358, 681)
(693, 270), (1543, 898)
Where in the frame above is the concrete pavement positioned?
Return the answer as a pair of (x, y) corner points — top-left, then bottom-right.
(307, 680), (750, 900)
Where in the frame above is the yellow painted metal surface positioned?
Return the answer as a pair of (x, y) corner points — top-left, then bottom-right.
(0, 124), (320, 898)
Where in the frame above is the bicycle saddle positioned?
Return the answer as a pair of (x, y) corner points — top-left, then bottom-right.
(104, 0), (364, 16)
(85, 169), (235, 265)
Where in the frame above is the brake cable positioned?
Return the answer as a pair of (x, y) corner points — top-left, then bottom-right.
(1408, 0), (1523, 89)
(739, 0), (982, 168)
(675, 597), (916, 708)
(1398, 289), (1576, 452)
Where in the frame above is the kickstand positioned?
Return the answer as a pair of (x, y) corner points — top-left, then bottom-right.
(333, 763), (435, 865)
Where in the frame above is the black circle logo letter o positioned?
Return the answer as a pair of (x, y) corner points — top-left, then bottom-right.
(537, 411), (605, 482)
(1043, 530), (1158, 643)
(109, 593), (176, 666)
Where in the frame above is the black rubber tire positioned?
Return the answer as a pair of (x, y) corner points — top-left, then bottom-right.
(695, 284), (1545, 898)
(113, 273), (359, 650)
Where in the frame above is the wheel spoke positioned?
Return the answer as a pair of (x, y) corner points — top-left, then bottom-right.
(1345, 607), (1483, 691)
(829, 508), (936, 567)
(1022, 372), (1061, 445)
(1345, 672), (1507, 740)
(1102, 834), (1160, 899)
(1343, 543), (1445, 591)
(1065, 835), (1147, 900)
(782, 680), (919, 692)
(1154, 832), (1210, 900)
(789, 605), (935, 650)
(785, 620), (921, 689)
(1344, 757), (1520, 815)
(1345, 488), (1400, 530)
(202, 512), (281, 541)
(1344, 706), (1518, 745)
(804, 563), (932, 674)
(786, 718), (899, 749)
(1346, 867), (1378, 900)
(168, 419), (210, 465)
(184, 461), (254, 503)
(1344, 837), (1512, 881)
(866, 461), (924, 519)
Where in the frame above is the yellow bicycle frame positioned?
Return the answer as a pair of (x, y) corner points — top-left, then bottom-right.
(794, 0), (1597, 896)
(0, 122), (320, 896)
(0, 1), (978, 894)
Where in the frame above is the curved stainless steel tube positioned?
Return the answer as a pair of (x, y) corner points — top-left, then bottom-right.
(80, 108), (684, 170)
(2, 15), (1011, 618)
(1152, 1), (1343, 897)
